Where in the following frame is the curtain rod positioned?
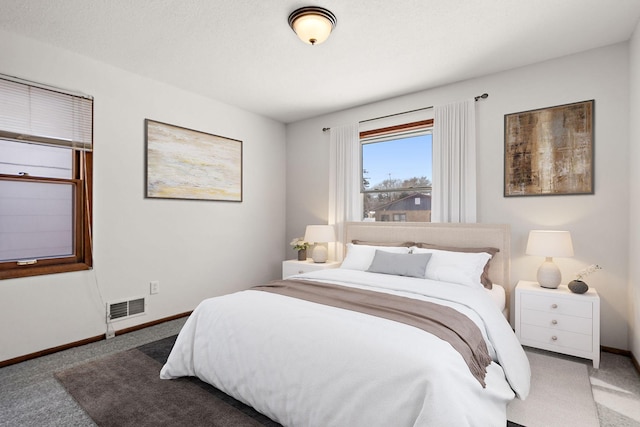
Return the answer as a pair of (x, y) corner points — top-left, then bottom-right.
(322, 93), (488, 132)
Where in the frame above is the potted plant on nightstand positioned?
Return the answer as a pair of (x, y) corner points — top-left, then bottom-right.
(568, 264), (602, 294)
(290, 237), (311, 261)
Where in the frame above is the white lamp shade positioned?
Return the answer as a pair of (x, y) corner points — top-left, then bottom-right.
(304, 225), (336, 244)
(525, 230), (574, 258)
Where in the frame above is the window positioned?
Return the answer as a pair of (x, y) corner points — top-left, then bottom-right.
(361, 120), (433, 222)
(0, 76), (93, 279)
(393, 213), (407, 222)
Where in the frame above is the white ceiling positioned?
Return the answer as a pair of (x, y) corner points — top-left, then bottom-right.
(1, 0), (640, 123)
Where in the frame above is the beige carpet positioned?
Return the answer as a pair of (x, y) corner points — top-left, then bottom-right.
(507, 350), (600, 427)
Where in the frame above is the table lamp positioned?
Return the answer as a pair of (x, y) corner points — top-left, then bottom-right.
(304, 225), (336, 263)
(525, 230), (574, 289)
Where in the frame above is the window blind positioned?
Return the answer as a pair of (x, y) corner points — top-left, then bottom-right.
(0, 76), (93, 151)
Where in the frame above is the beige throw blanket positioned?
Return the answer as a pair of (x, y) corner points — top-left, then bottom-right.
(253, 279), (492, 387)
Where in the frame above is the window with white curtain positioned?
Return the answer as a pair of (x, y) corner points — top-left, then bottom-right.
(361, 119), (433, 222)
(0, 76), (93, 279)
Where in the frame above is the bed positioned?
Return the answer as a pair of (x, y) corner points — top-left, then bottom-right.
(160, 222), (530, 427)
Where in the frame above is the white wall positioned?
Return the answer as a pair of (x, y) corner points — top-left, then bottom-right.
(0, 30), (287, 362)
(629, 20), (640, 360)
(286, 43), (630, 350)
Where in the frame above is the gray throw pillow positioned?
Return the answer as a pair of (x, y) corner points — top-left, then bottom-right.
(367, 250), (432, 278)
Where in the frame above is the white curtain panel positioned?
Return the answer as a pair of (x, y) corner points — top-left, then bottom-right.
(432, 99), (477, 223)
(328, 123), (361, 261)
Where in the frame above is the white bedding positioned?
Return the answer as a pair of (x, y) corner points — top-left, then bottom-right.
(161, 269), (530, 427)
(487, 283), (506, 315)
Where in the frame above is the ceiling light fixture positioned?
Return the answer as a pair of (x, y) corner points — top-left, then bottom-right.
(288, 6), (337, 46)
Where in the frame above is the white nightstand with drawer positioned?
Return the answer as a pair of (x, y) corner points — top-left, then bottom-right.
(282, 259), (340, 279)
(515, 280), (600, 368)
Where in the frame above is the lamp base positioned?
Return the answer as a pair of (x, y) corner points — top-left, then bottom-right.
(311, 245), (328, 263)
(537, 258), (561, 289)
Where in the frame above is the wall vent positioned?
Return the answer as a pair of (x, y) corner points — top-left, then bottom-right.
(107, 297), (146, 322)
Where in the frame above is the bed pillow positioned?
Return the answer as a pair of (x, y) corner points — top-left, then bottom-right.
(340, 244), (410, 271)
(352, 240), (415, 247)
(411, 247), (492, 289)
(416, 243), (499, 289)
(366, 251), (432, 278)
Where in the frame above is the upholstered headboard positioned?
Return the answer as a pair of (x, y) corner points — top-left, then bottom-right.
(344, 221), (511, 300)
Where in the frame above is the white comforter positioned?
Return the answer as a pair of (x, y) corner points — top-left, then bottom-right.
(160, 269), (530, 427)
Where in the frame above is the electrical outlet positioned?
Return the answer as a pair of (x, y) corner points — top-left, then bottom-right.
(106, 330), (115, 339)
(150, 280), (160, 295)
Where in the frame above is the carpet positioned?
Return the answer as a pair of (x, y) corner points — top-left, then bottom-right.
(507, 350), (600, 427)
(55, 335), (524, 427)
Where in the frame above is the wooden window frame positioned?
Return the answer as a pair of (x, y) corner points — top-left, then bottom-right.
(0, 150), (93, 279)
(359, 119), (434, 140)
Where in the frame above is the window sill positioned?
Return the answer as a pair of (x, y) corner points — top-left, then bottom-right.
(0, 263), (91, 280)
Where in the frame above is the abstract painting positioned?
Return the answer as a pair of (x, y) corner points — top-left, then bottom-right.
(145, 119), (242, 201)
(504, 100), (594, 197)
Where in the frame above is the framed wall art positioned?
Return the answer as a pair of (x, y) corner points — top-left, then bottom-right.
(504, 100), (594, 197)
(145, 119), (242, 202)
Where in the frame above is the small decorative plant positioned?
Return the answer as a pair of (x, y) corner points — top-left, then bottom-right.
(575, 264), (602, 281)
(569, 264), (602, 294)
(290, 237), (310, 252)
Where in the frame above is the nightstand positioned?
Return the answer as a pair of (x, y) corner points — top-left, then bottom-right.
(282, 259), (340, 279)
(515, 280), (600, 368)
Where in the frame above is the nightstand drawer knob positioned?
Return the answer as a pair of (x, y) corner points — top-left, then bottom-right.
(551, 304), (558, 309)
(551, 319), (558, 325)
(298, 270), (304, 274)
(551, 336), (558, 341)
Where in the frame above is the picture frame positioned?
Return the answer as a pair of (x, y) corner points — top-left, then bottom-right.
(145, 119), (242, 202)
(504, 100), (594, 197)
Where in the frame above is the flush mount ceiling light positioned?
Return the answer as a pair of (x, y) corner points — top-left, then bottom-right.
(288, 6), (337, 45)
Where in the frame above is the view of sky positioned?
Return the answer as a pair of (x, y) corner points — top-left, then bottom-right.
(362, 134), (432, 189)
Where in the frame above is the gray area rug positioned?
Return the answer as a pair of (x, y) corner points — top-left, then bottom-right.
(507, 349), (600, 427)
(55, 335), (524, 427)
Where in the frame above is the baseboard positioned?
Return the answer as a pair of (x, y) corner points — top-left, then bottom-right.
(0, 334), (106, 368)
(0, 311), (191, 368)
(632, 352), (640, 376)
(113, 311), (191, 336)
(601, 345), (631, 357)
(601, 345), (640, 376)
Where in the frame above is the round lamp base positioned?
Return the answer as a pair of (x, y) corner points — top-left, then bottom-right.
(311, 245), (328, 263)
(537, 259), (561, 289)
